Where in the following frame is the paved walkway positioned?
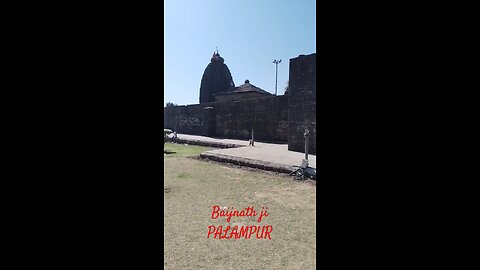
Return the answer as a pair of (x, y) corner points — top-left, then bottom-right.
(169, 134), (246, 148)
(169, 134), (316, 172)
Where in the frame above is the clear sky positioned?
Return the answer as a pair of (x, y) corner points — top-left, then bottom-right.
(164, 0), (316, 106)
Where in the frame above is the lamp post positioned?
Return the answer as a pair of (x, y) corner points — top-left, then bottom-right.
(273, 59), (281, 95)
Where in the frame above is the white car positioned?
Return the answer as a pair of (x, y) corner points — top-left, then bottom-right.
(164, 129), (173, 144)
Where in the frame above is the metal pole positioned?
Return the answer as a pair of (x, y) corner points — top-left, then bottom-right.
(273, 59), (281, 96)
(304, 128), (309, 160)
(305, 137), (308, 160)
(275, 63), (278, 95)
(252, 129), (254, 146)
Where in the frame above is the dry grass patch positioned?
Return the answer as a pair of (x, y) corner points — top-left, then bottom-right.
(164, 143), (316, 270)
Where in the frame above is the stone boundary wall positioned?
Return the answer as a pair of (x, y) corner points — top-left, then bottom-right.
(287, 53), (316, 154)
(164, 103), (212, 136)
(214, 95), (288, 143)
(164, 95), (289, 143)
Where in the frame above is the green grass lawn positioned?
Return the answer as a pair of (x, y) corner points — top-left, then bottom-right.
(164, 142), (316, 270)
(164, 142), (209, 158)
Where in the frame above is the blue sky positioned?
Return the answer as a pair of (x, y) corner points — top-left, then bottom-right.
(164, 0), (316, 106)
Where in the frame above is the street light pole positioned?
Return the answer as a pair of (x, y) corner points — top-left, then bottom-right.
(273, 59), (281, 95)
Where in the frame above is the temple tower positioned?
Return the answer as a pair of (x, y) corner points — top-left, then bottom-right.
(199, 51), (235, 103)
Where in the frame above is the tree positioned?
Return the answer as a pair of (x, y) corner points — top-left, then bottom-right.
(166, 102), (177, 107)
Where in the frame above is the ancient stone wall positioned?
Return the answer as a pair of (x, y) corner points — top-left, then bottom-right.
(214, 92), (266, 102)
(287, 53), (316, 154)
(164, 103), (213, 135)
(164, 95), (289, 143)
(214, 95), (288, 143)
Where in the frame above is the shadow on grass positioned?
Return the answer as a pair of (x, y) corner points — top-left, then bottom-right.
(164, 150), (176, 155)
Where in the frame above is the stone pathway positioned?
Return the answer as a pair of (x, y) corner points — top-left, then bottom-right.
(168, 134), (316, 172)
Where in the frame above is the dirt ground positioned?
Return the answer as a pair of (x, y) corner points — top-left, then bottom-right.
(164, 143), (316, 270)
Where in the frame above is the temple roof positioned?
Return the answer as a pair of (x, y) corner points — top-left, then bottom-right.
(211, 52), (224, 63)
(214, 80), (272, 96)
